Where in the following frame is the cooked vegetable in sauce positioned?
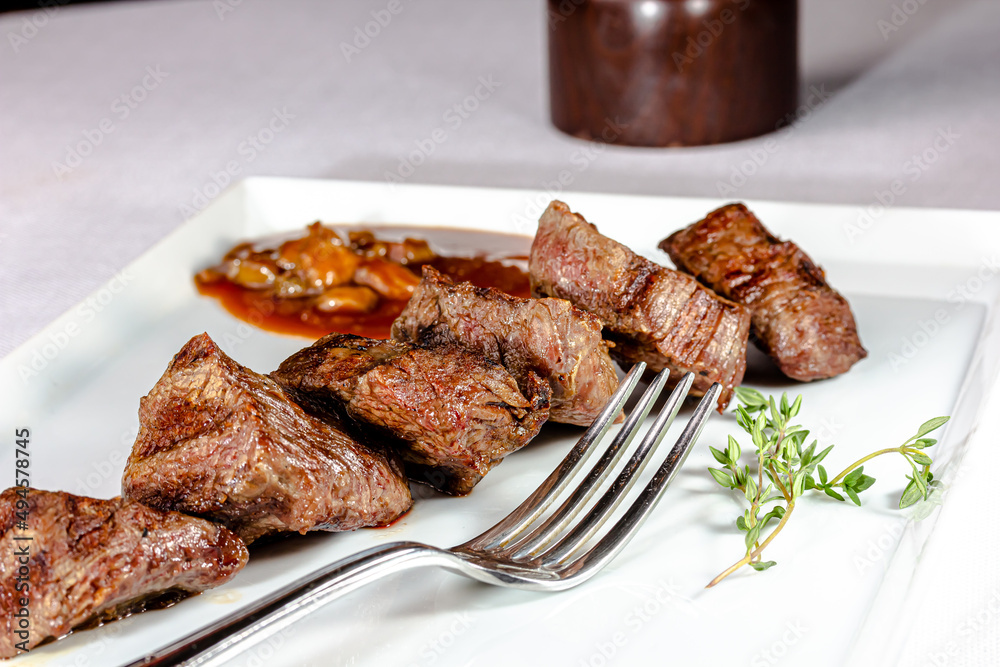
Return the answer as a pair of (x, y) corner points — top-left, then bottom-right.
(195, 223), (530, 339)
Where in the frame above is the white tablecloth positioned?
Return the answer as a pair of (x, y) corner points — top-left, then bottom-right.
(1, 1), (998, 665)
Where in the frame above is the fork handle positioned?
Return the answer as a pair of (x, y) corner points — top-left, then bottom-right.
(125, 541), (446, 667)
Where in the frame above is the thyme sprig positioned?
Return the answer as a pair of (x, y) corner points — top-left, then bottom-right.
(705, 387), (949, 588)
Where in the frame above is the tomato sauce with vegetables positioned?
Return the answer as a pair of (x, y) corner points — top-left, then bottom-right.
(195, 224), (531, 340)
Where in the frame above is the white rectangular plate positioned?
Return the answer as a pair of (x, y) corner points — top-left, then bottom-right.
(3, 178), (999, 667)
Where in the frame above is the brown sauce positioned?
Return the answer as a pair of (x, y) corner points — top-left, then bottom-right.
(195, 226), (532, 340)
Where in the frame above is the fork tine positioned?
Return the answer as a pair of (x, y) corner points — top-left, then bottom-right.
(456, 362), (647, 552)
(550, 383), (721, 582)
(535, 371), (695, 564)
(498, 369), (672, 557)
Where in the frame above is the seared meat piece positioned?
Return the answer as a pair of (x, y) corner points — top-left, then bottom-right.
(122, 333), (412, 544)
(529, 201), (750, 410)
(0, 489), (247, 658)
(272, 335), (549, 495)
(391, 266), (619, 426)
(660, 203), (867, 381)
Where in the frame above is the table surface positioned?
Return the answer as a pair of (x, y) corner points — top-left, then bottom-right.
(1, 1), (998, 665)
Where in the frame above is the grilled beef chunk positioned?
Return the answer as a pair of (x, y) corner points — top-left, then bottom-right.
(391, 266), (619, 426)
(660, 203), (867, 381)
(272, 334), (550, 495)
(529, 201), (750, 410)
(0, 489), (247, 658)
(122, 333), (412, 544)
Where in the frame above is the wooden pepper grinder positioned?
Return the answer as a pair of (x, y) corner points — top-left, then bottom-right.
(548, 0), (799, 147)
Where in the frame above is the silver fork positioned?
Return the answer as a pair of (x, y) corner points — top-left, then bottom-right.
(129, 364), (720, 667)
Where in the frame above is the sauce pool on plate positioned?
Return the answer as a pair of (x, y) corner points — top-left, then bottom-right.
(195, 224), (532, 340)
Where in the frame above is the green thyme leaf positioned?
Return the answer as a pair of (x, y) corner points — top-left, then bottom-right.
(750, 560), (777, 572)
(751, 415), (766, 451)
(727, 435), (741, 463)
(915, 416), (950, 439)
(786, 429), (809, 449)
(854, 474), (876, 493)
(844, 466), (865, 487)
(710, 446), (729, 465)
(812, 445), (834, 466)
(792, 473), (806, 499)
(789, 395), (802, 418)
(734, 386), (767, 411)
(709, 468), (734, 488)
(899, 478), (923, 509)
(800, 441), (816, 465)
(824, 487), (845, 502)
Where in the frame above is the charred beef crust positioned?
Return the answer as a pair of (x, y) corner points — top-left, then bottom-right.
(272, 334), (550, 495)
(660, 203), (867, 381)
(529, 201), (749, 410)
(122, 333), (412, 543)
(0, 489), (247, 658)
(391, 266), (619, 426)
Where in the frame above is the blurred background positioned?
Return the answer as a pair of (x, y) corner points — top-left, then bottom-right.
(0, 0), (980, 89)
